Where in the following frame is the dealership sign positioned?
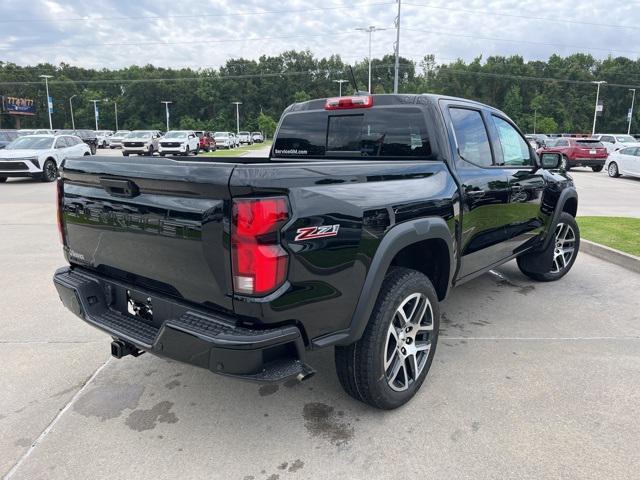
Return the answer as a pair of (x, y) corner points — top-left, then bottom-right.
(1, 96), (36, 116)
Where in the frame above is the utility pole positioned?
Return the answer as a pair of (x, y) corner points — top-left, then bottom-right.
(232, 101), (242, 134)
(39, 75), (53, 129)
(591, 81), (606, 135)
(333, 79), (348, 97)
(114, 101), (119, 131)
(161, 101), (172, 131)
(628, 88), (636, 135)
(393, 0), (402, 93)
(356, 26), (386, 93)
(533, 108), (538, 134)
(69, 95), (77, 130)
(90, 99), (100, 131)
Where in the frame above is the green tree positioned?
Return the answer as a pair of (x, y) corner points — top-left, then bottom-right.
(293, 90), (311, 102)
(258, 112), (277, 138)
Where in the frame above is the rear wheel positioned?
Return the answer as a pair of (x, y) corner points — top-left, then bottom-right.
(123, 152), (129, 157)
(185, 146), (190, 156)
(517, 212), (579, 282)
(561, 156), (571, 171)
(592, 165), (603, 172)
(608, 162), (620, 177)
(41, 160), (58, 182)
(335, 268), (439, 410)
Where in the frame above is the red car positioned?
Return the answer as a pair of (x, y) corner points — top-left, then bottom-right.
(539, 138), (607, 172)
(195, 131), (216, 152)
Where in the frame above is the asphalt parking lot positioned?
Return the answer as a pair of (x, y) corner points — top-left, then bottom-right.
(1, 170), (639, 479)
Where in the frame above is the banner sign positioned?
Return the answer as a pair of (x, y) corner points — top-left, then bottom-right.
(95, 105), (99, 120)
(628, 108), (633, 121)
(596, 101), (603, 117)
(1, 96), (36, 116)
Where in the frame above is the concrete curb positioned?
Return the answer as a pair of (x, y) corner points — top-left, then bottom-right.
(581, 239), (640, 274)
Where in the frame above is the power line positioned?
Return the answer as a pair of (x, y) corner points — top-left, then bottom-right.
(0, 2), (394, 24)
(403, 27), (640, 57)
(404, 2), (640, 31)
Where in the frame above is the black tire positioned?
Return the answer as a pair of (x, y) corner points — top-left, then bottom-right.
(335, 268), (439, 410)
(148, 145), (154, 156)
(101, 141), (107, 148)
(185, 146), (190, 156)
(561, 155), (571, 171)
(41, 159), (58, 182)
(517, 211), (580, 282)
(160, 152), (166, 157)
(0, 177), (7, 183)
(195, 146), (200, 155)
(123, 152), (129, 157)
(90, 144), (97, 155)
(83, 152), (90, 156)
(591, 165), (603, 172)
(608, 162), (620, 177)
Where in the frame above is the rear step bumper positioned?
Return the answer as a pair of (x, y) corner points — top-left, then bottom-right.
(53, 266), (314, 382)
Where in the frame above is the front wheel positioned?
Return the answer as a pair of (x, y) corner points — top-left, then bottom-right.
(335, 268), (439, 410)
(561, 156), (571, 171)
(517, 212), (579, 282)
(608, 162), (620, 177)
(41, 159), (58, 182)
(592, 165), (603, 172)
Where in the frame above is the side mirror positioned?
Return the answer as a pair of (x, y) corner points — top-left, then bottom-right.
(540, 152), (561, 169)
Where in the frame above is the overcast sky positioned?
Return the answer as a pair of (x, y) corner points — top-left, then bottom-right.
(0, 0), (638, 69)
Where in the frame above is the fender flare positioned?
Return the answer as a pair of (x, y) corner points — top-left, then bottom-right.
(543, 187), (578, 249)
(312, 217), (454, 348)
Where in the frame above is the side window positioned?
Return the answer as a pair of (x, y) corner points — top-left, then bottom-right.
(492, 116), (532, 166)
(601, 136), (614, 143)
(54, 138), (66, 149)
(556, 139), (569, 147)
(449, 108), (493, 167)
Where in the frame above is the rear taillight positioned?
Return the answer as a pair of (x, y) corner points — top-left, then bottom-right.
(231, 197), (289, 296)
(325, 95), (373, 110)
(56, 179), (66, 245)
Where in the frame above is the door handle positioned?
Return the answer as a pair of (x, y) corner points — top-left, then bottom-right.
(466, 190), (485, 197)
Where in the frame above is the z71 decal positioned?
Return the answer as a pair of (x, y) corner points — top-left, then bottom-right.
(294, 224), (340, 242)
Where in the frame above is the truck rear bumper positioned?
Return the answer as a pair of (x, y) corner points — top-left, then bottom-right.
(53, 266), (313, 382)
(569, 158), (605, 167)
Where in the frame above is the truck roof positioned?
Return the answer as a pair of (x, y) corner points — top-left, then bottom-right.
(284, 93), (500, 114)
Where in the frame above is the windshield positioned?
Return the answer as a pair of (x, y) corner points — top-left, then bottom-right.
(577, 140), (604, 147)
(6, 136), (54, 150)
(126, 131), (153, 138)
(214, 132), (229, 138)
(239, 131), (250, 136)
(114, 131), (130, 136)
(164, 131), (189, 139)
(615, 135), (636, 143)
(0, 132), (15, 141)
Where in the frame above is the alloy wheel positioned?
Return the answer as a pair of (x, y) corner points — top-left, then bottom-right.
(551, 222), (576, 274)
(44, 161), (57, 181)
(384, 292), (434, 392)
(608, 162), (618, 177)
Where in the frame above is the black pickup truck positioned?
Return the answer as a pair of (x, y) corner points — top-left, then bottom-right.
(53, 94), (578, 409)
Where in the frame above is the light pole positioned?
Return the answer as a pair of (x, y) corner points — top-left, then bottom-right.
(161, 101), (172, 131)
(333, 79), (348, 97)
(90, 100), (100, 131)
(628, 88), (636, 135)
(69, 95), (77, 130)
(393, 0), (402, 93)
(39, 75), (53, 129)
(356, 25), (387, 93)
(533, 108), (538, 134)
(231, 101), (242, 134)
(591, 81), (606, 135)
(114, 101), (119, 131)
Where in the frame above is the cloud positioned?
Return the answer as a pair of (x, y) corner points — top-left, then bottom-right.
(0, 0), (638, 69)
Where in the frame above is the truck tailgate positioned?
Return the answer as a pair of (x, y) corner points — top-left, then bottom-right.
(60, 156), (235, 312)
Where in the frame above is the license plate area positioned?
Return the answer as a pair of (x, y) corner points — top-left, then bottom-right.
(589, 149), (596, 154)
(126, 289), (154, 322)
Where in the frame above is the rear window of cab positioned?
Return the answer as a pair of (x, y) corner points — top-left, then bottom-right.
(273, 107), (435, 159)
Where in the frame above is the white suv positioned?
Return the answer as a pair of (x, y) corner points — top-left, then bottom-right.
(122, 130), (162, 156)
(108, 130), (131, 148)
(158, 131), (200, 156)
(213, 131), (235, 149)
(96, 130), (114, 149)
(0, 134), (90, 183)
(592, 134), (640, 153)
(237, 131), (253, 145)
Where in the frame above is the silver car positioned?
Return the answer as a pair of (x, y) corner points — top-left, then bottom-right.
(122, 130), (162, 156)
(108, 130), (131, 149)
